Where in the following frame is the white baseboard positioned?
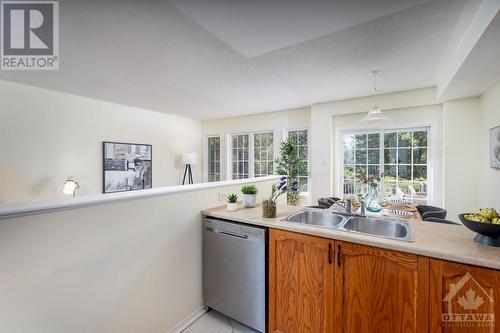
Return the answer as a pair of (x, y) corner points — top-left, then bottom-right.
(167, 305), (209, 333)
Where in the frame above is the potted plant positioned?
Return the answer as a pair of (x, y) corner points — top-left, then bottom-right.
(226, 193), (238, 211)
(241, 184), (258, 208)
(263, 177), (298, 218)
(275, 138), (307, 206)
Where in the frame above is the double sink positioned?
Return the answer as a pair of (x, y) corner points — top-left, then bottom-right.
(283, 208), (415, 242)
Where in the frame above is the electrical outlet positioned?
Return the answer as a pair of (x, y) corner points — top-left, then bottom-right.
(218, 192), (228, 201)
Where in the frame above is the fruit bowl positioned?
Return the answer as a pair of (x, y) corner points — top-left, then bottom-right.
(459, 214), (500, 247)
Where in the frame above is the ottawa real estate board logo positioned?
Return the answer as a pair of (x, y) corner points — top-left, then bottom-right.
(1, 0), (59, 70)
(441, 272), (495, 328)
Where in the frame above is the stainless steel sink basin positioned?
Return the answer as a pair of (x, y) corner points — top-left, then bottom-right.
(341, 217), (414, 242)
(284, 209), (347, 228)
(283, 209), (415, 242)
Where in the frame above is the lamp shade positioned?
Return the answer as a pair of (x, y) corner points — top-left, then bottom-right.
(63, 178), (80, 196)
(182, 152), (198, 165)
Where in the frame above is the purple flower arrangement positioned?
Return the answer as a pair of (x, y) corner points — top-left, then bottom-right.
(269, 176), (299, 202)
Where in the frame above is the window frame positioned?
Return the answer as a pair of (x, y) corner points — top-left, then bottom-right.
(336, 123), (436, 205)
(203, 134), (222, 182)
(226, 130), (276, 180)
(284, 127), (310, 197)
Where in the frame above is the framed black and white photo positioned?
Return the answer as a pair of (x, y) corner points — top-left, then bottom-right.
(491, 126), (500, 169)
(103, 142), (152, 193)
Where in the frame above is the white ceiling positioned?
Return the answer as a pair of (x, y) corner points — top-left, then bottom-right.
(0, 0), (496, 120)
(166, 0), (432, 57)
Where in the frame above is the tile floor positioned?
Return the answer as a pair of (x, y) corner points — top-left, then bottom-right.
(182, 310), (259, 333)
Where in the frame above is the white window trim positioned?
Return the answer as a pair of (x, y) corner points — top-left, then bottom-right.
(335, 122), (437, 205)
(284, 127), (311, 197)
(226, 130), (276, 180)
(203, 134), (221, 183)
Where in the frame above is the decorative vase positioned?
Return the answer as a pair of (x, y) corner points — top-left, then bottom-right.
(242, 194), (257, 208)
(262, 200), (277, 218)
(227, 202), (238, 211)
(365, 184), (383, 213)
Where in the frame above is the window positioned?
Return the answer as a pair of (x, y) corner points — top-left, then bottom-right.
(254, 132), (274, 177)
(207, 136), (220, 182)
(287, 129), (309, 194)
(229, 132), (274, 179)
(232, 134), (249, 179)
(342, 128), (429, 203)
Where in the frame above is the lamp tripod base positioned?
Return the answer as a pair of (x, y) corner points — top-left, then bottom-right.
(182, 164), (194, 185)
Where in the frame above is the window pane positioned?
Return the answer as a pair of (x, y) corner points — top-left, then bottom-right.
(288, 130), (309, 193)
(384, 165), (396, 179)
(384, 149), (397, 164)
(413, 165), (427, 180)
(344, 149), (354, 164)
(413, 131), (427, 147)
(398, 165), (411, 181)
(368, 134), (380, 148)
(232, 134), (249, 179)
(344, 165), (355, 180)
(355, 135), (367, 149)
(355, 166), (367, 177)
(384, 132), (397, 148)
(398, 148), (411, 164)
(413, 148), (427, 164)
(207, 137), (221, 182)
(398, 132), (412, 147)
(368, 149), (379, 164)
(254, 132), (274, 177)
(368, 165), (380, 177)
(344, 135), (355, 150)
(355, 149), (367, 164)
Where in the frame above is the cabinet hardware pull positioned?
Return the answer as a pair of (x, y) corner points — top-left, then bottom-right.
(336, 245), (341, 267)
(328, 243), (333, 264)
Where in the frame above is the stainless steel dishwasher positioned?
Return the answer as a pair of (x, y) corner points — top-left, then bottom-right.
(203, 218), (266, 333)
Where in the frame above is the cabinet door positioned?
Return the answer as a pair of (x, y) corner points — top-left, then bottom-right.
(334, 241), (429, 333)
(430, 259), (500, 333)
(268, 229), (334, 333)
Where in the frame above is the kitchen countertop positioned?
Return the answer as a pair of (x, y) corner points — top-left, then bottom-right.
(202, 204), (500, 270)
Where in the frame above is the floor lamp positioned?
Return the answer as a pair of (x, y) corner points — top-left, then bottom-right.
(182, 152), (197, 185)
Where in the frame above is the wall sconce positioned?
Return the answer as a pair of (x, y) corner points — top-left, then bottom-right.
(181, 153), (197, 185)
(63, 177), (80, 197)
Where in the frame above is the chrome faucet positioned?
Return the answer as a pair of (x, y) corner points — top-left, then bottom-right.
(346, 199), (352, 214)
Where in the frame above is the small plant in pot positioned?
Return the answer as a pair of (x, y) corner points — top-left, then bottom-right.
(226, 193), (238, 211)
(241, 184), (258, 208)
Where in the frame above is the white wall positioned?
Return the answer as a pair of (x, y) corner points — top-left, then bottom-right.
(442, 98), (481, 218)
(202, 107), (310, 181)
(0, 81), (202, 204)
(478, 80), (500, 209)
(0, 179), (278, 333)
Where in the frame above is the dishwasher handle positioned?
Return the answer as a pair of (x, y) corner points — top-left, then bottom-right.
(205, 227), (249, 239)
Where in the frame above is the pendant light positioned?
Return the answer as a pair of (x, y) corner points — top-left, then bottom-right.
(360, 70), (391, 122)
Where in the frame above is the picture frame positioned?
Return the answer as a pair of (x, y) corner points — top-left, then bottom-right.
(490, 126), (500, 169)
(103, 141), (152, 193)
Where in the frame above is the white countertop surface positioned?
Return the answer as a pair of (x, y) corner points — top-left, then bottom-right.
(202, 204), (500, 270)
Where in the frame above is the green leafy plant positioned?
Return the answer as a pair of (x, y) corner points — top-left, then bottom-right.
(241, 184), (258, 195)
(227, 193), (238, 203)
(275, 138), (306, 205)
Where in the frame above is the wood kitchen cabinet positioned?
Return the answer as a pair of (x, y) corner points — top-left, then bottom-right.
(429, 259), (500, 333)
(268, 229), (334, 333)
(268, 230), (500, 333)
(334, 241), (429, 333)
